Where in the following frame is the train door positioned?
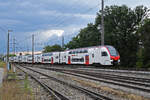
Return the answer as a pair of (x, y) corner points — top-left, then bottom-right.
(42, 57), (44, 63)
(59, 52), (60, 63)
(68, 56), (71, 64)
(101, 51), (109, 65)
(85, 55), (89, 65)
(62, 52), (66, 64)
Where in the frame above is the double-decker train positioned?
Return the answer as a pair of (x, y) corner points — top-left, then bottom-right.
(10, 45), (120, 66)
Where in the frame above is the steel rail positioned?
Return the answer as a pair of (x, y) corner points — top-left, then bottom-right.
(22, 66), (112, 100)
(16, 66), (69, 100)
(40, 67), (150, 93)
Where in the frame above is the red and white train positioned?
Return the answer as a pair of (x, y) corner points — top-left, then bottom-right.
(10, 45), (120, 66)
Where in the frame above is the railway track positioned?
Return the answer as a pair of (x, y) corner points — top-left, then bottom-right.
(17, 66), (69, 100)
(16, 65), (113, 100)
(77, 68), (150, 75)
(67, 70), (150, 86)
(40, 67), (150, 83)
(37, 67), (150, 94)
(21, 63), (150, 74)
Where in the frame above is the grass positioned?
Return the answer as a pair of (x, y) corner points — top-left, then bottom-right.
(0, 65), (34, 100)
(24, 74), (32, 92)
(0, 80), (34, 100)
(0, 61), (6, 68)
(71, 77), (150, 100)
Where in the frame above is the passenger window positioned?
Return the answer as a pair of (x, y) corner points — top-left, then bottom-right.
(79, 50), (82, 53)
(101, 52), (108, 56)
(83, 50), (88, 53)
(92, 54), (94, 58)
(72, 51), (75, 54)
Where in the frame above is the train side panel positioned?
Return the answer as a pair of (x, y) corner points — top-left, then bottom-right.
(42, 53), (53, 64)
(52, 52), (59, 64)
(60, 52), (66, 64)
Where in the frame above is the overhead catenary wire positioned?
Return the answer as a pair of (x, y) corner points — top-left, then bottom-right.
(16, 0), (88, 44)
(35, 3), (101, 47)
(2, 0), (149, 54)
(2, 1), (91, 54)
(15, 0), (110, 52)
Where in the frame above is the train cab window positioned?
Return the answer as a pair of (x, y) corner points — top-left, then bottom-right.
(101, 52), (108, 56)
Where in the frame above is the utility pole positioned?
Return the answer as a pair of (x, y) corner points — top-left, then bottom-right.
(7, 30), (13, 71)
(62, 35), (64, 48)
(13, 37), (16, 55)
(101, 0), (105, 45)
(32, 34), (34, 64)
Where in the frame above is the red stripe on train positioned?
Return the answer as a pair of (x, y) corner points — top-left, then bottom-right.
(110, 56), (120, 61)
(68, 56), (71, 64)
(85, 55), (89, 65)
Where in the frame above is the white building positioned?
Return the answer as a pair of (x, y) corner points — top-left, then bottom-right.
(12, 51), (42, 56)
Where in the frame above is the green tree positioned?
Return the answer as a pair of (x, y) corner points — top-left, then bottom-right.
(138, 19), (150, 67)
(95, 5), (148, 67)
(3, 54), (16, 57)
(136, 48), (144, 68)
(43, 44), (62, 53)
(65, 36), (80, 49)
(65, 5), (149, 67)
(65, 23), (100, 49)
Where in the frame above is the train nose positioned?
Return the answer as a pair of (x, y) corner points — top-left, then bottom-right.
(111, 56), (120, 61)
(111, 56), (120, 65)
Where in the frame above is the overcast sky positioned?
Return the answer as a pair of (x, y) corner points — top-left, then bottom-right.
(0, 0), (150, 54)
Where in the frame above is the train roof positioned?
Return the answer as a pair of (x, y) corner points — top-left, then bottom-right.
(65, 45), (113, 52)
(16, 45), (114, 55)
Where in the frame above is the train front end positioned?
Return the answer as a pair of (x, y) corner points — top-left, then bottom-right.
(106, 46), (120, 65)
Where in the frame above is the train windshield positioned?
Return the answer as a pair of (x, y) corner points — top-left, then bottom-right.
(106, 46), (118, 56)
